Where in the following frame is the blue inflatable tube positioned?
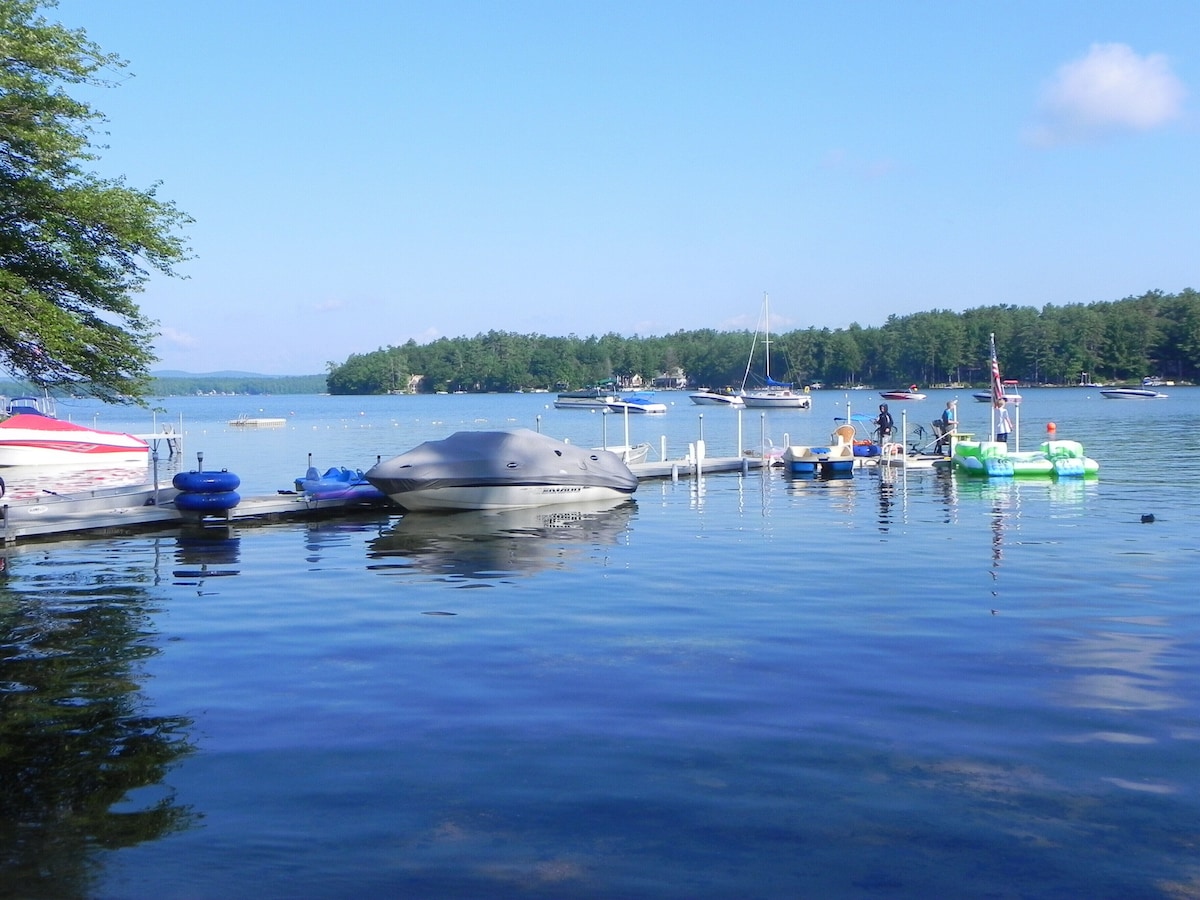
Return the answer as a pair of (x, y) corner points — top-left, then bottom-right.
(174, 490), (241, 512)
(173, 470), (241, 492)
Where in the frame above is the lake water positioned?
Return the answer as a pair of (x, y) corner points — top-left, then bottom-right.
(2, 388), (1199, 899)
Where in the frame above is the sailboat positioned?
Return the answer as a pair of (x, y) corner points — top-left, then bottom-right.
(739, 293), (812, 409)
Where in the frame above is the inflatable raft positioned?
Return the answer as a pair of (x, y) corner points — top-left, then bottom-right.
(951, 439), (1099, 478)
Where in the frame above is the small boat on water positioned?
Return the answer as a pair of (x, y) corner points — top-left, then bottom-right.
(294, 465), (386, 502)
(973, 380), (1022, 403)
(553, 387), (618, 410)
(740, 294), (812, 409)
(3, 395), (56, 417)
(1099, 388), (1168, 400)
(782, 423), (856, 477)
(0, 414), (150, 467)
(229, 415), (288, 427)
(689, 388), (744, 407)
(606, 395), (667, 415)
(880, 387), (926, 401)
(972, 391), (1022, 403)
(597, 442), (652, 466)
(365, 428), (638, 512)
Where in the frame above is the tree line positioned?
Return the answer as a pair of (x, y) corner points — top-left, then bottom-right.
(325, 289), (1200, 395)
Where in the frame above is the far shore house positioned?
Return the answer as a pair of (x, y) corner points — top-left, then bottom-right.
(653, 369), (687, 390)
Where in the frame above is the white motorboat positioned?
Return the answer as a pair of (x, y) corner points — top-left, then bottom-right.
(606, 395), (667, 415)
(553, 387), (618, 410)
(689, 388), (744, 407)
(740, 294), (812, 410)
(0, 413), (150, 467)
(229, 415), (288, 427)
(1099, 388), (1168, 399)
(597, 442), (652, 466)
(365, 428), (639, 511)
(972, 390), (1022, 403)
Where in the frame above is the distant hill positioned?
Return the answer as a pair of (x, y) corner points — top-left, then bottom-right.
(150, 372), (327, 396)
(151, 370), (321, 379)
(3, 372), (328, 399)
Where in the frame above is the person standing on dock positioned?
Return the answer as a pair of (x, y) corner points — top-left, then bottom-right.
(994, 403), (1013, 444)
(874, 403), (894, 445)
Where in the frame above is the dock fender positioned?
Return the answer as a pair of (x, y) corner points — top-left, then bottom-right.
(174, 470), (241, 493)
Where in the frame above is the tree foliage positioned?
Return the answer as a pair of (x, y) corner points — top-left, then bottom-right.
(326, 290), (1200, 395)
(0, 0), (190, 403)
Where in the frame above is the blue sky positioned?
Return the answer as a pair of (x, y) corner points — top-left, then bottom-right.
(52, 1), (1197, 375)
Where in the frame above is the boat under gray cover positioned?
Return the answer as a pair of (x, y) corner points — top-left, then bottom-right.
(365, 428), (638, 511)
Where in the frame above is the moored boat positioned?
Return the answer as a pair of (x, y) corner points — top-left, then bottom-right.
(229, 415), (288, 427)
(606, 395), (667, 415)
(294, 465), (386, 502)
(0, 414), (150, 467)
(782, 424), (856, 477)
(597, 442), (652, 466)
(1099, 388), (1168, 399)
(553, 387), (618, 410)
(740, 294), (812, 409)
(973, 386), (1022, 403)
(365, 428), (638, 511)
(689, 388), (744, 407)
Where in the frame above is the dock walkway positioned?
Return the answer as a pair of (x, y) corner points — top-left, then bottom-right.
(1, 455), (774, 546)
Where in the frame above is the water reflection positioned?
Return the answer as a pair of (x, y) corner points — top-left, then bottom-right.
(367, 498), (636, 580)
(1053, 619), (1184, 713)
(172, 527), (242, 587)
(0, 550), (198, 896)
(0, 457), (184, 502)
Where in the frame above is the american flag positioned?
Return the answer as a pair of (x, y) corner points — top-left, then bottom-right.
(989, 333), (1004, 407)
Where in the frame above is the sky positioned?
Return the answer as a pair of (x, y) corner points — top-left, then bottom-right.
(49, 0), (1199, 375)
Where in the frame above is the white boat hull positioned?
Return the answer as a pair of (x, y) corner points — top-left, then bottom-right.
(382, 482), (632, 512)
(366, 429), (639, 512)
(1100, 389), (1167, 399)
(741, 391), (811, 409)
(606, 399), (667, 414)
(598, 443), (651, 466)
(0, 417), (150, 467)
(689, 391), (744, 407)
(553, 398), (615, 409)
(973, 391), (1022, 403)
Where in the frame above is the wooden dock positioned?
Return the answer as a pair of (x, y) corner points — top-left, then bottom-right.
(1, 454), (778, 546)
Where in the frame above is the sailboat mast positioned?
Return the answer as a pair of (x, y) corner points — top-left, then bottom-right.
(763, 292), (771, 382)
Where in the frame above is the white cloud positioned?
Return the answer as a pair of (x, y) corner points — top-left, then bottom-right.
(158, 325), (196, 347)
(1029, 43), (1186, 145)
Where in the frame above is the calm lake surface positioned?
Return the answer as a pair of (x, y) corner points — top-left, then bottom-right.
(3, 388), (1199, 899)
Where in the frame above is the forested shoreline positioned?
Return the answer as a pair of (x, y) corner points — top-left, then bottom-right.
(326, 289), (1200, 395)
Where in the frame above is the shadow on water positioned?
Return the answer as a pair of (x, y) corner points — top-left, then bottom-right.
(0, 550), (198, 899)
(171, 526), (243, 588)
(366, 498), (637, 581)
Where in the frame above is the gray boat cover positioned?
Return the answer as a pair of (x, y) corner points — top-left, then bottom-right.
(365, 428), (637, 499)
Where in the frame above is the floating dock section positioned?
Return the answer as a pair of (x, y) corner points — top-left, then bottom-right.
(1, 452), (777, 546)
